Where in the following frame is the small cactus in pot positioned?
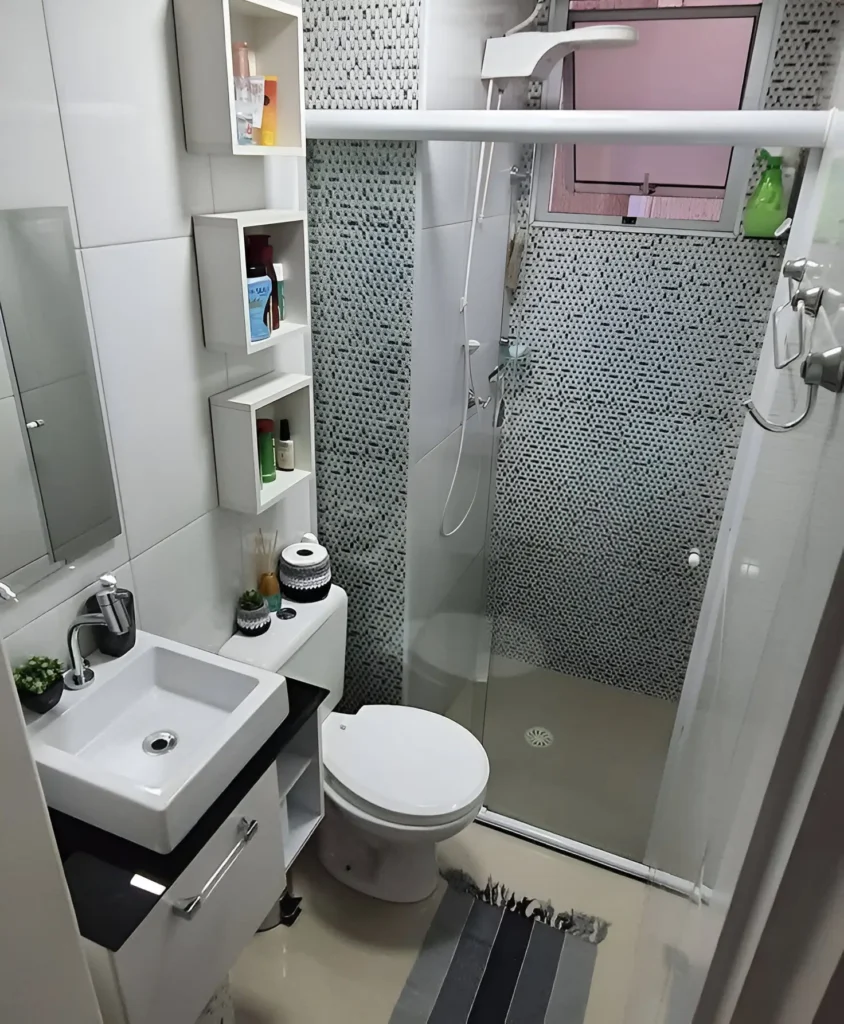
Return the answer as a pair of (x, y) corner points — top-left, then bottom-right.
(14, 655), (65, 714)
(236, 589), (271, 637)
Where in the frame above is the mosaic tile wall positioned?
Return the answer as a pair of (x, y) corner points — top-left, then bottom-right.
(302, 0), (421, 110)
(304, 0), (420, 710)
(488, 0), (844, 702)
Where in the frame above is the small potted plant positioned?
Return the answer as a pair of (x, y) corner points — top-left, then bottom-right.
(14, 656), (65, 714)
(236, 589), (271, 637)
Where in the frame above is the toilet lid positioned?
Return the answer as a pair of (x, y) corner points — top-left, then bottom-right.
(323, 706), (489, 822)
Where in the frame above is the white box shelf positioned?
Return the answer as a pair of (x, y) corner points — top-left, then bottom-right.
(194, 209), (309, 356)
(210, 371), (313, 514)
(174, 0), (305, 157)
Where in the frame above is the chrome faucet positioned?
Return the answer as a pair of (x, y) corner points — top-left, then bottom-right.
(65, 575), (130, 689)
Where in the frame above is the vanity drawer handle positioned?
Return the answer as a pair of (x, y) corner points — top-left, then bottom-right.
(172, 817), (259, 921)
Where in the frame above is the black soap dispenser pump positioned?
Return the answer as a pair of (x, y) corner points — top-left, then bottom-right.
(85, 586), (136, 657)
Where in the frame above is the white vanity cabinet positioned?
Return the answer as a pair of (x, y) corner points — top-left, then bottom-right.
(84, 766), (284, 1024)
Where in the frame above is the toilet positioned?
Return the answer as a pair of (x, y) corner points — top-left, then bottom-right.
(219, 585), (489, 903)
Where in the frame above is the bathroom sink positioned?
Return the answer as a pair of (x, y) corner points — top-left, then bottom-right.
(26, 631), (289, 853)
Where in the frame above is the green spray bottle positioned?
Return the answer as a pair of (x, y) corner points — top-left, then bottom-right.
(744, 149), (786, 239)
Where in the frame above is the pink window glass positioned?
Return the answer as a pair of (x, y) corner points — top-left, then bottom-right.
(551, 4), (760, 221)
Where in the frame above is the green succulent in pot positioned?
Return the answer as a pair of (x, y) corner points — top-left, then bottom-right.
(238, 589), (265, 611)
(236, 589), (271, 637)
(14, 655), (65, 714)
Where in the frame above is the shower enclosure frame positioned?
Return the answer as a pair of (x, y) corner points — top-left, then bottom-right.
(306, 104), (834, 898)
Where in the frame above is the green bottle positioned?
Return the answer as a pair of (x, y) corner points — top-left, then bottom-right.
(257, 418), (276, 484)
(744, 149), (786, 239)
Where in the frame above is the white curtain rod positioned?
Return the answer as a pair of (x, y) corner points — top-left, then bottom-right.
(306, 109), (832, 148)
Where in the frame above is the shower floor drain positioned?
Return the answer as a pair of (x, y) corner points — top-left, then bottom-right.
(525, 726), (554, 749)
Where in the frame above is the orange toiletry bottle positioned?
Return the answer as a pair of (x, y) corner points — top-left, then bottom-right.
(261, 76), (278, 146)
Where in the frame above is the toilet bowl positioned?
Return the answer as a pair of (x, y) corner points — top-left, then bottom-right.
(317, 704), (489, 902)
(218, 585), (488, 903)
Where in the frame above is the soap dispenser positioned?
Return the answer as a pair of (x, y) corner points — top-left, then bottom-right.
(85, 585), (136, 657)
(744, 149), (786, 239)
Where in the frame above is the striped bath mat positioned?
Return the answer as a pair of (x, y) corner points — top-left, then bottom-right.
(389, 872), (609, 1024)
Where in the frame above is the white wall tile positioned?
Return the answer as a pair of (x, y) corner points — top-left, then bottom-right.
(421, 0), (533, 110)
(410, 221), (470, 462)
(419, 142), (475, 229)
(209, 156), (268, 214)
(43, 0), (213, 248)
(132, 510), (242, 654)
(83, 238), (227, 558)
(0, 0), (77, 244)
(4, 563), (135, 669)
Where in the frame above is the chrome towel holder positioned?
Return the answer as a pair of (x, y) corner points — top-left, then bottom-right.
(744, 257), (844, 433)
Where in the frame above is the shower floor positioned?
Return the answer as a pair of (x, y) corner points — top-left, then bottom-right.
(467, 656), (677, 863)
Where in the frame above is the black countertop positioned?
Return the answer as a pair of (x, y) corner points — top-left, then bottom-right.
(50, 678), (327, 952)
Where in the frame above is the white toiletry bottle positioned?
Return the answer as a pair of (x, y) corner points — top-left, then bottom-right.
(276, 418), (294, 471)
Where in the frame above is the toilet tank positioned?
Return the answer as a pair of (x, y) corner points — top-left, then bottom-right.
(219, 585), (347, 718)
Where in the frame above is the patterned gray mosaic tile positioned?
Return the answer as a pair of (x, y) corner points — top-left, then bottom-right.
(302, 0), (421, 110)
(302, 0), (420, 709)
(307, 138), (416, 710)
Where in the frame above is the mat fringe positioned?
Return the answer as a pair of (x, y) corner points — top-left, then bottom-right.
(441, 868), (610, 945)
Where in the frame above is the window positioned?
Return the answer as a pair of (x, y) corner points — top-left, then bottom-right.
(536, 0), (782, 232)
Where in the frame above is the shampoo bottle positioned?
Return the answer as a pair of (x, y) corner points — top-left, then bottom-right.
(246, 266), (272, 343)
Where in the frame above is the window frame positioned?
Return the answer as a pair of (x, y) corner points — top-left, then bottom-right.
(532, 0), (786, 236)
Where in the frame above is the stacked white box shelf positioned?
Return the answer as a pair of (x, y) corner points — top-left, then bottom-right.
(194, 209), (310, 356)
(174, 0), (305, 157)
(210, 372), (313, 515)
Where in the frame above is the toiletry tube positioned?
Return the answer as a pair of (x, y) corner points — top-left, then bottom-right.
(261, 77), (277, 146)
(273, 262), (285, 320)
(249, 77), (265, 130)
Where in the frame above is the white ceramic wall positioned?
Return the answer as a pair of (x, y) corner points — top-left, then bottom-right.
(0, 0), (312, 674)
(404, 0), (532, 713)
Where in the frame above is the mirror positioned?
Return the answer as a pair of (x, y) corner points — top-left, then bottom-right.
(0, 208), (120, 594)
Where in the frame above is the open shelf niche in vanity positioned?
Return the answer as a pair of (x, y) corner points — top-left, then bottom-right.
(276, 708), (323, 870)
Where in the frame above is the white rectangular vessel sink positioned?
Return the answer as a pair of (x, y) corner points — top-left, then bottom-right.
(26, 631), (289, 853)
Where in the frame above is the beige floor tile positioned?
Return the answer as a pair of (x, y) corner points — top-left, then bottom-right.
(231, 850), (444, 1024)
(232, 823), (651, 1024)
(482, 656), (677, 861)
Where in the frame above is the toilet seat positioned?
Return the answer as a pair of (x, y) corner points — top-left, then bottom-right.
(323, 705), (489, 827)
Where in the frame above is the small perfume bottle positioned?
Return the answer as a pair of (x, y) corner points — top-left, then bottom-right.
(276, 419), (294, 471)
